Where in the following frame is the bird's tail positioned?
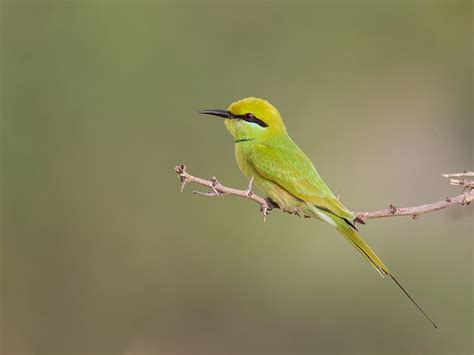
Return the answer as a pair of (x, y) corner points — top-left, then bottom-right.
(335, 217), (389, 277)
(332, 216), (438, 329)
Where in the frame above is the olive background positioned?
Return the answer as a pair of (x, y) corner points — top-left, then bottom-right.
(1, 1), (472, 355)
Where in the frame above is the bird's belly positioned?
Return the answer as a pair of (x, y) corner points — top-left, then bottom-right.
(254, 177), (307, 215)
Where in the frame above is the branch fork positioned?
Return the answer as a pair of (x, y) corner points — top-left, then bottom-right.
(175, 164), (473, 221)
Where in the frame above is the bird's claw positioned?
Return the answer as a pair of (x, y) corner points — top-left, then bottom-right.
(264, 197), (280, 210)
(259, 197), (280, 222)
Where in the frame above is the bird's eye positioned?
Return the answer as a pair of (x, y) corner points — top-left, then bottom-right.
(242, 112), (268, 128)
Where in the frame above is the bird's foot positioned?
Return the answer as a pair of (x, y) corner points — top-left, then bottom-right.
(259, 197), (279, 222)
(264, 197), (280, 210)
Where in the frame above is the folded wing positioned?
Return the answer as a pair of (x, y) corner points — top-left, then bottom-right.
(247, 140), (355, 221)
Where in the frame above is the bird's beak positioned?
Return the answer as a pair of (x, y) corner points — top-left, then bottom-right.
(196, 109), (234, 119)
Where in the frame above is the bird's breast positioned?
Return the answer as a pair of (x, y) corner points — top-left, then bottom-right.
(234, 142), (255, 179)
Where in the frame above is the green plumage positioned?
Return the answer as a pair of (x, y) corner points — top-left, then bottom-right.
(198, 96), (437, 329)
(234, 123), (389, 277)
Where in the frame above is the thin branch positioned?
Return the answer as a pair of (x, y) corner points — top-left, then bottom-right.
(441, 171), (474, 188)
(175, 164), (473, 221)
(441, 171), (474, 178)
(175, 164), (273, 221)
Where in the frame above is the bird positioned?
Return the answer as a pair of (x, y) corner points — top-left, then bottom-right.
(197, 97), (438, 329)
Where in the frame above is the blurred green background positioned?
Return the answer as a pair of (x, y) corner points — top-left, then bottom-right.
(1, 1), (472, 355)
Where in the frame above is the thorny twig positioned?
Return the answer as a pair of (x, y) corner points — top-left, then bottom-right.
(175, 165), (473, 221)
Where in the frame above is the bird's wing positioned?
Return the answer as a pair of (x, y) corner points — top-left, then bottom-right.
(247, 140), (355, 220)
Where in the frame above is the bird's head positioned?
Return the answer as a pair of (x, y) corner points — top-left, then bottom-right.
(197, 97), (287, 142)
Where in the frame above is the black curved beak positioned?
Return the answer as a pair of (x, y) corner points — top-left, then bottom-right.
(196, 109), (234, 119)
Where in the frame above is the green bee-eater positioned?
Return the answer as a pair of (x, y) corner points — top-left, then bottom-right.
(198, 97), (437, 329)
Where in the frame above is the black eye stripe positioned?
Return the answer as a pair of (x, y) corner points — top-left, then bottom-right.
(236, 113), (268, 128)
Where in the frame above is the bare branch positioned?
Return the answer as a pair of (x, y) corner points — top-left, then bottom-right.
(355, 191), (473, 220)
(175, 164), (473, 222)
(441, 171), (474, 178)
(175, 164), (273, 221)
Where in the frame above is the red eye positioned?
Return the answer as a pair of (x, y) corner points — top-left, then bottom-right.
(245, 113), (254, 120)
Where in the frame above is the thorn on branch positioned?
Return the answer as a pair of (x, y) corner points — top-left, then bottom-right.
(210, 176), (222, 196)
(175, 164), (188, 192)
(246, 176), (254, 197)
(175, 164), (186, 175)
(260, 203), (271, 222)
(193, 190), (219, 197)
